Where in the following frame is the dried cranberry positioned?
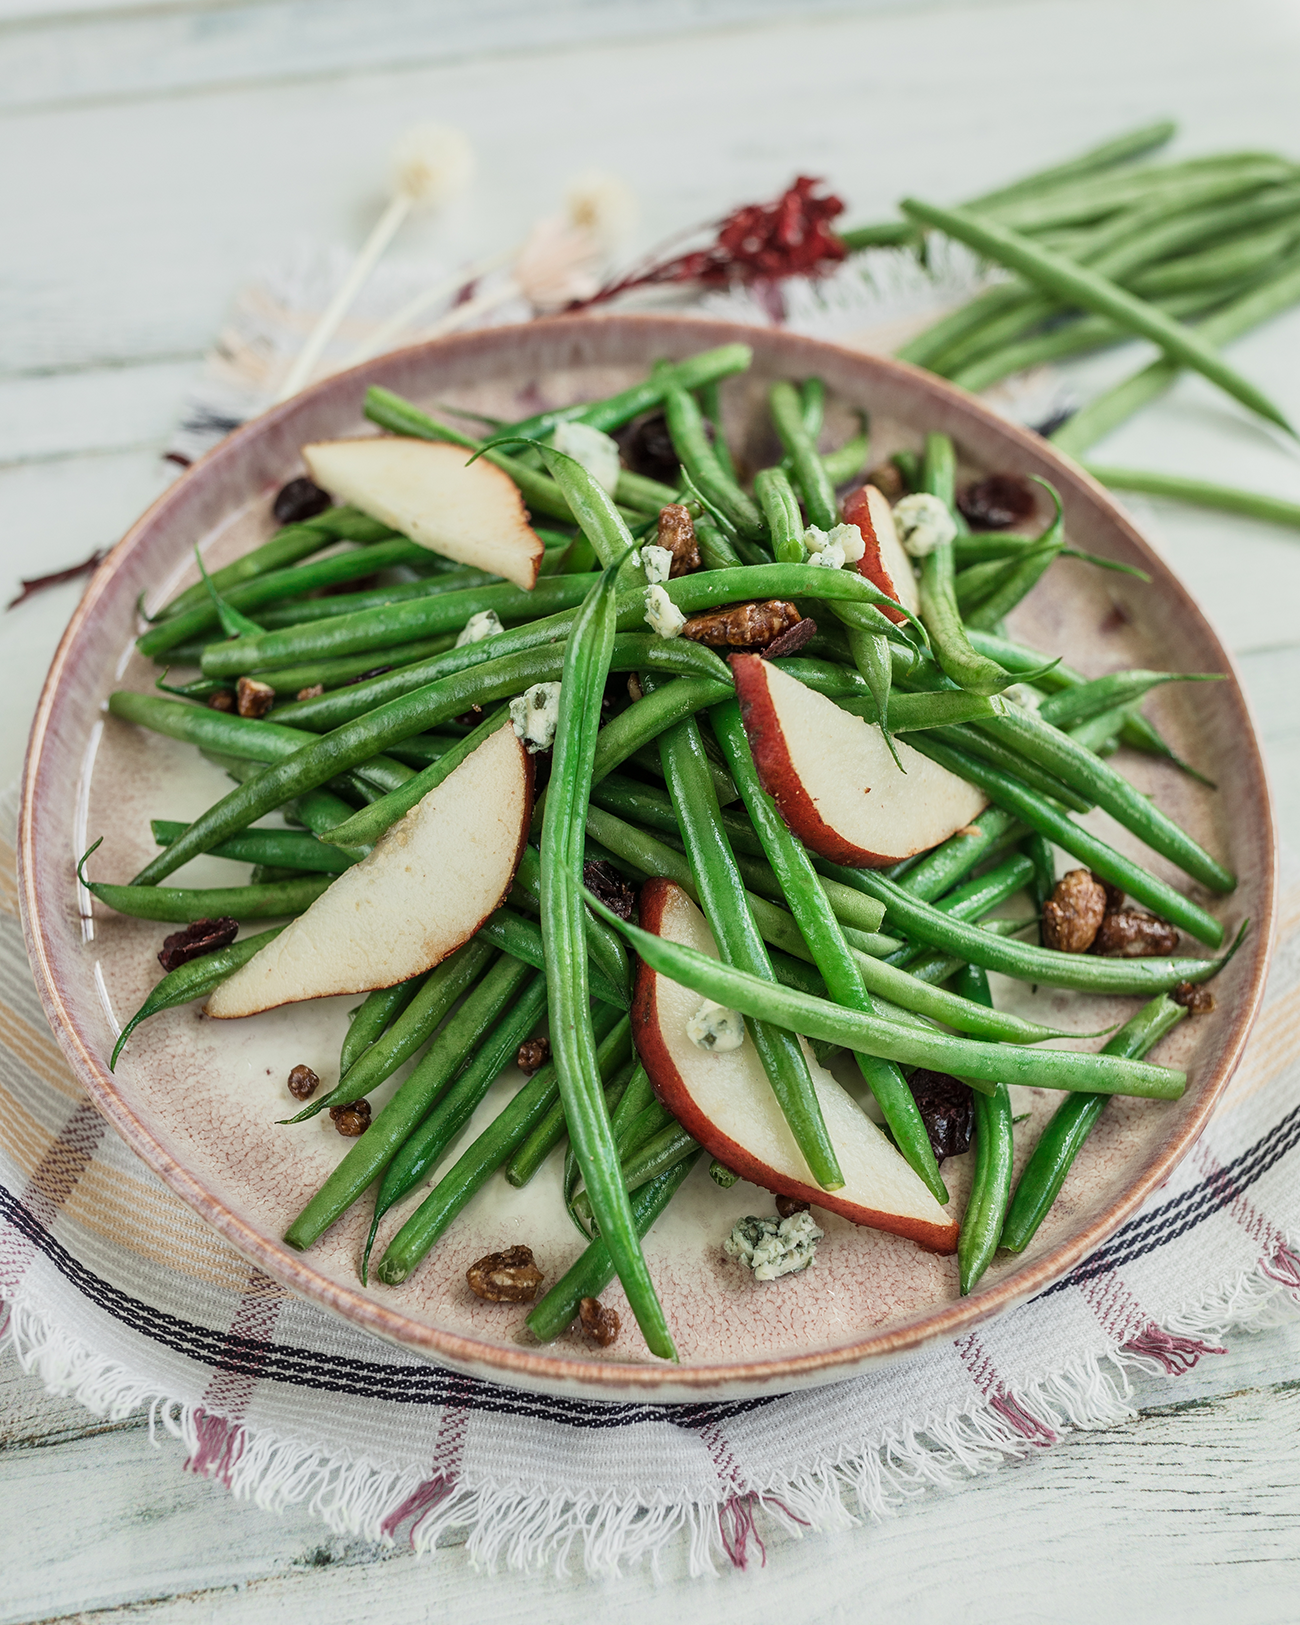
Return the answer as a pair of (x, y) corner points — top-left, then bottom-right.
(906, 1070), (974, 1163)
(582, 860), (636, 922)
(273, 477), (331, 525)
(157, 917), (238, 973)
(615, 412), (683, 485)
(957, 474), (1037, 531)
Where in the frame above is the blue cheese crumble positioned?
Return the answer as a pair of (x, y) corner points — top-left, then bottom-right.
(803, 521), (866, 569)
(641, 543), (674, 584)
(644, 583), (686, 638)
(454, 608), (505, 647)
(685, 1000), (745, 1051)
(892, 493), (957, 558)
(723, 1211), (825, 1281)
(509, 681), (562, 753)
(552, 420), (621, 496)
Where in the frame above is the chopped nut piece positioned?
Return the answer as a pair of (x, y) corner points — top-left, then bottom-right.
(466, 1245), (544, 1303)
(866, 462), (906, 503)
(1042, 869), (1108, 954)
(236, 676), (276, 719)
(296, 684), (325, 701)
(287, 1064), (320, 1101)
(656, 503), (702, 576)
(775, 1195), (811, 1219)
(1089, 871), (1126, 913)
(682, 599), (802, 650)
(329, 1099), (371, 1136)
(1092, 910), (1179, 957)
(957, 473), (1037, 531)
(905, 1070), (974, 1163)
(582, 859), (636, 921)
(273, 476), (332, 525)
(578, 1296), (621, 1348)
(157, 916), (238, 973)
(1172, 980), (1216, 1014)
(206, 689), (235, 712)
(760, 616), (818, 660)
(516, 1036), (551, 1075)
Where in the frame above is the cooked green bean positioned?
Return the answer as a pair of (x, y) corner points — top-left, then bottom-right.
(569, 1120), (700, 1233)
(663, 383), (766, 541)
(905, 733), (1225, 943)
(476, 907), (629, 1012)
(81, 861), (331, 924)
(1085, 465), (1300, 532)
(505, 1032), (634, 1189)
(503, 344), (753, 440)
(109, 925), (285, 1069)
(588, 894), (1188, 1097)
(711, 699), (948, 1202)
(754, 466), (807, 564)
(149, 820), (355, 875)
(283, 950), (530, 1251)
(1035, 669), (1223, 730)
(1001, 994), (1188, 1253)
(339, 972), (429, 1080)
(770, 380), (838, 530)
(286, 939), (496, 1122)
(952, 964), (1014, 1294)
(369, 970), (549, 1282)
(894, 807), (1023, 901)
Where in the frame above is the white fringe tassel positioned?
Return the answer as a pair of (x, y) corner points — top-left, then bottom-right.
(6, 1249), (1300, 1580)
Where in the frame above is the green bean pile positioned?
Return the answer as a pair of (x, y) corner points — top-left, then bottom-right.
(91, 340), (1241, 1362)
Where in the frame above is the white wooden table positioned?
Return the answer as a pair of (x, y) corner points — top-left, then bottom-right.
(5, 1), (1300, 1618)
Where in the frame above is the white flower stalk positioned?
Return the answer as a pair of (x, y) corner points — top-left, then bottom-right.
(274, 124), (474, 402)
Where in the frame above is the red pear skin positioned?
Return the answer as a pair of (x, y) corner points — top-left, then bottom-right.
(631, 878), (960, 1254)
(842, 484), (919, 625)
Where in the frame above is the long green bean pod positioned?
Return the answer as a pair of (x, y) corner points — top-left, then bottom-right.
(504, 1018), (634, 1188)
(754, 466), (807, 563)
(283, 951), (530, 1251)
(952, 964), (1014, 1294)
(150, 820), (355, 876)
(711, 700), (948, 1202)
(894, 807), (1023, 901)
(370, 971), (550, 1282)
(109, 926), (285, 1069)
(503, 343), (753, 440)
(587, 894), (1188, 1097)
(662, 383), (766, 541)
(286, 939), (496, 1122)
(339, 972), (428, 1078)
(539, 563), (676, 1358)
(769, 380), (838, 529)
(1001, 994), (1188, 1253)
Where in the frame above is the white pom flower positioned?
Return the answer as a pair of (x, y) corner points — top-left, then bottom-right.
(390, 124), (474, 209)
(565, 170), (638, 255)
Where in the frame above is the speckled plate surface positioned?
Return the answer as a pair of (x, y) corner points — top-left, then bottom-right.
(18, 316), (1277, 1401)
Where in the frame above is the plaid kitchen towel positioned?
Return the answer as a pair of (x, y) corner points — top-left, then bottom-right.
(4, 777), (1300, 1579)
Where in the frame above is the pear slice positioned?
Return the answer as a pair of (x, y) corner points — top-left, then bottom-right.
(633, 880), (958, 1252)
(206, 723), (532, 1018)
(302, 437), (545, 591)
(841, 484), (920, 626)
(733, 655), (986, 867)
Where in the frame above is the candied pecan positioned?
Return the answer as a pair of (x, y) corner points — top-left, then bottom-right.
(516, 1036), (551, 1075)
(1172, 980), (1216, 1014)
(236, 676), (276, 719)
(683, 599), (802, 650)
(206, 689), (235, 712)
(296, 683), (325, 701)
(760, 616), (817, 660)
(906, 1071), (974, 1163)
(1092, 910), (1179, 958)
(578, 1295), (621, 1348)
(467, 1245), (544, 1303)
(273, 476), (332, 525)
(157, 917), (238, 973)
(615, 411), (680, 485)
(775, 1195), (811, 1219)
(656, 504), (702, 576)
(329, 1099), (371, 1136)
(865, 462), (906, 503)
(287, 1064), (319, 1101)
(1089, 871), (1126, 913)
(957, 473), (1037, 531)
(583, 859), (636, 922)
(1041, 869), (1108, 954)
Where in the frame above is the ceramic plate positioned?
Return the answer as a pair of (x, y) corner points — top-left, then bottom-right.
(18, 316), (1277, 1401)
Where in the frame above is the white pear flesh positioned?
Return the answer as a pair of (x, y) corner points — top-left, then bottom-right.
(733, 656), (986, 867)
(842, 483), (920, 623)
(632, 880), (958, 1253)
(301, 437), (544, 590)
(206, 724), (532, 1018)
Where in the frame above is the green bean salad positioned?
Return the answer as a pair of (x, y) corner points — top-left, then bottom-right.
(88, 342), (1240, 1362)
